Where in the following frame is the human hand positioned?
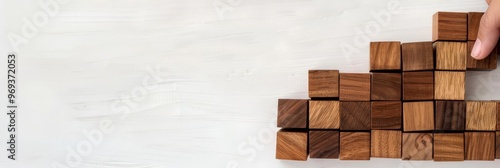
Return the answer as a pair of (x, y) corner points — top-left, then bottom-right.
(471, 0), (500, 60)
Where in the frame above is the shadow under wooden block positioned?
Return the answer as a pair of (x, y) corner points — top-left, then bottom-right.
(435, 101), (465, 131)
(467, 41), (497, 70)
(402, 71), (434, 101)
(340, 101), (371, 130)
(432, 12), (467, 41)
(308, 70), (339, 98)
(370, 41), (401, 71)
(402, 133), (433, 160)
(371, 101), (401, 130)
(434, 41), (467, 70)
(496, 131), (500, 159)
(339, 73), (370, 101)
(309, 130), (339, 158)
(434, 71), (465, 100)
(340, 132), (370, 160)
(466, 101), (497, 131)
(276, 130), (308, 161)
(402, 42), (434, 71)
(277, 99), (308, 128)
(468, 12), (483, 41)
(371, 73), (401, 100)
(309, 100), (339, 129)
(403, 101), (434, 131)
(465, 132), (495, 160)
(434, 133), (464, 161)
(371, 130), (401, 158)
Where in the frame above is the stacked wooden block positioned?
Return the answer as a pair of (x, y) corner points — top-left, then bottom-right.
(276, 12), (500, 161)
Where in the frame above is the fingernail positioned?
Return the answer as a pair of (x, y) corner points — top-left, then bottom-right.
(471, 39), (482, 58)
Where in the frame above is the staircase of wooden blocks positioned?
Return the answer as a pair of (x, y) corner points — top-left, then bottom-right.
(275, 11), (500, 161)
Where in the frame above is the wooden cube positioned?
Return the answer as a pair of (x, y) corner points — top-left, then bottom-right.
(496, 131), (500, 159)
(434, 71), (465, 100)
(371, 73), (401, 100)
(498, 102), (500, 130)
(309, 70), (339, 98)
(276, 130), (308, 160)
(432, 12), (467, 41)
(434, 133), (464, 161)
(370, 42), (401, 71)
(309, 100), (339, 129)
(402, 42), (434, 71)
(309, 130), (339, 158)
(403, 101), (434, 131)
(340, 132), (370, 160)
(435, 101), (465, 130)
(466, 101), (497, 131)
(435, 41), (467, 70)
(277, 99), (308, 128)
(402, 133), (433, 160)
(340, 102), (371, 130)
(339, 73), (371, 101)
(467, 41), (497, 70)
(371, 130), (402, 158)
(402, 71), (434, 100)
(464, 132), (495, 160)
(468, 12), (483, 41)
(371, 101), (401, 130)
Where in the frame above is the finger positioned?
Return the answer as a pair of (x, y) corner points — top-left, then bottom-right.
(472, 1), (500, 60)
(486, 0), (492, 5)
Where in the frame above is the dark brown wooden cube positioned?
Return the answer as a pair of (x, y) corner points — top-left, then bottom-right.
(402, 71), (434, 101)
(402, 133), (433, 160)
(498, 102), (500, 131)
(468, 12), (483, 41)
(309, 70), (339, 98)
(277, 99), (308, 128)
(340, 73), (371, 101)
(371, 73), (401, 100)
(432, 12), (467, 41)
(496, 131), (500, 159)
(276, 130), (308, 160)
(435, 101), (465, 131)
(371, 130), (402, 158)
(370, 41), (401, 71)
(309, 130), (339, 158)
(340, 132), (370, 160)
(467, 41), (497, 70)
(434, 133), (464, 161)
(371, 101), (401, 130)
(435, 41), (467, 70)
(402, 42), (434, 71)
(465, 132), (495, 160)
(340, 101), (371, 130)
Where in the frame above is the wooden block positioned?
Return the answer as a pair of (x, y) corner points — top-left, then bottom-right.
(432, 12), (467, 41)
(466, 101), (497, 131)
(498, 102), (500, 131)
(340, 102), (371, 130)
(371, 73), (401, 100)
(401, 42), (434, 71)
(402, 133), (433, 160)
(468, 12), (483, 41)
(496, 131), (500, 159)
(276, 130), (308, 160)
(371, 130), (402, 158)
(370, 41), (401, 71)
(371, 101), (401, 130)
(339, 73), (370, 101)
(435, 41), (467, 70)
(308, 70), (339, 98)
(467, 41), (497, 70)
(403, 101), (434, 131)
(435, 101), (465, 130)
(402, 71), (434, 100)
(340, 132), (370, 160)
(309, 130), (339, 158)
(434, 71), (465, 100)
(465, 132), (495, 160)
(434, 133), (464, 161)
(309, 100), (339, 129)
(277, 99), (308, 128)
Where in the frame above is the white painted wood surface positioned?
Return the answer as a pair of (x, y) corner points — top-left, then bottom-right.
(0, 0), (499, 167)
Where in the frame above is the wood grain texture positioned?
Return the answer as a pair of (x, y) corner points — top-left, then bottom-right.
(434, 41), (467, 70)
(371, 73), (401, 100)
(402, 133), (433, 160)
(402, 71), (434, 100)
(435, 101), (465, 130)
(434, 71), (465, 100)
(371, 130), (401, 158)
(340, 132), (370, 160)
(309, 70), (339, 98)
(340, 101), (371, 130)
(309, 100), (339, 129)
(371, 101), (401, 130)
(496, 131), (500, 159)
(466, 101), (497, 131)
(467, 41), (497, 70)
(468, 12), (483, 41)
(498, 102), (500, 130)
(434, 133), (464, 161)
(339, 73), (371, 101)
(401, 42), (434, 71)
(403, 101), (434, 131)
(464, 132), (495, 160)
(432, 12), (467, 41)
(276, 130), (308, 160)
(309, 130), (339, 158)
(370, 41), (401, 71)
(277, 99), (308, 128)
